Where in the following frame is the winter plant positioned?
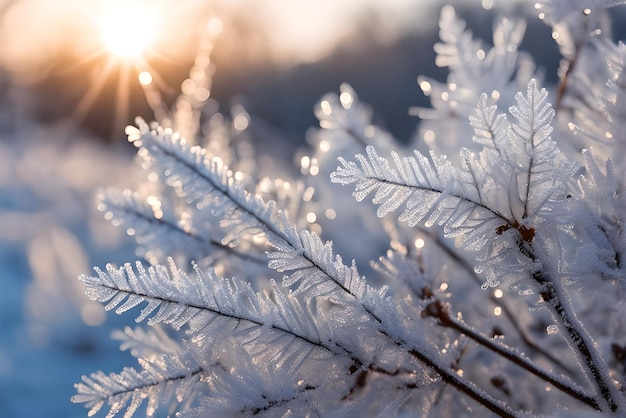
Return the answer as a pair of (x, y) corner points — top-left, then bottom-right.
(72, 2), (626, 417)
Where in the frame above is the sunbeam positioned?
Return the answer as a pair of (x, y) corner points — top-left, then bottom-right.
(72, 0), (170, 137)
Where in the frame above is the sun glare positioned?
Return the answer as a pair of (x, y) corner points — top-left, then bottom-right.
(72, 0), (219, 137)
(73, 0), (170, 136)
(99, 2), (156, 61)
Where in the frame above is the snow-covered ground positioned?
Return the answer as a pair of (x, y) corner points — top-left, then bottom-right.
(0, 121), (142, 417)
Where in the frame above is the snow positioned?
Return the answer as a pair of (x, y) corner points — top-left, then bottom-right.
(0, 123), (140, 417)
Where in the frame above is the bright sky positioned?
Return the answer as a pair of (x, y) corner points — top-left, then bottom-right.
(216, 0), (443, 63)
(0, 0), (505, 82)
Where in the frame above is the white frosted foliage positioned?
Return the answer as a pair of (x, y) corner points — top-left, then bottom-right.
(72, 3), (626, 417)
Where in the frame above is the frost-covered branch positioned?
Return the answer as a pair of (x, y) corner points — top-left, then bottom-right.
(332, 79), (621, 411)
(98, 188), (267, 265)
(80, 260), (356, 357)
(73, 349), (207, 417)
(71, 3), (626, 416)
(533, 268), (622, 412)
(88, 120), (536, 417)
(422, 297), (598, 409)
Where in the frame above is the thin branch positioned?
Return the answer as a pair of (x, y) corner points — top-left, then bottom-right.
(246, 384), (317, 415)
(408, 348), (521, 418)
(147, 136), (292, 249)
(424, 298), (599, 410)
(111, 200), (267, 265)
(95, 282), (343, 356)
(416, 226), (573, 373)
(521, 242), (620, 412)
(298, 244), (529, 417)
(464, 214), (622, 411)
(365, 175), (514, 227)
(555, 38), (585, 113)
(538, 273), (620, 412)
(103, 366), (205, 401)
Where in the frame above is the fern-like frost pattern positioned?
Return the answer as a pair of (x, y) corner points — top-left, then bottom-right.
(72, 4), (626, 416)
(332, 79), (574, 288)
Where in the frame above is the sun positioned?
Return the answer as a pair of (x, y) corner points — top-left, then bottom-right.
(73, 0), (167, 136)
(99, 3), (157, 62)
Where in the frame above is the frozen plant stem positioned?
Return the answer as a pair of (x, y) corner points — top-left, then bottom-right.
(520, 236), (619, 411)
(105, 197), (267, 264)
(407, 348), (520, 418)
(536, 270), (620, 412)
(424, 298), (599, 410)
(416, 226), (571, 372)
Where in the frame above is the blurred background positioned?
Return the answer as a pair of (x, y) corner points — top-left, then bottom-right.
(0, 0), (576, 416)
(0, 0), (560, 143)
